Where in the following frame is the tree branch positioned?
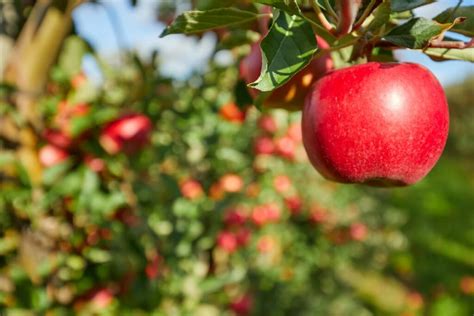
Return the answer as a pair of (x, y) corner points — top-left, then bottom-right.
(375, 39), (474, 49)
(336, 0), (362, 36)
(311, 0), (336, 34)
(353, 0), (381, 31)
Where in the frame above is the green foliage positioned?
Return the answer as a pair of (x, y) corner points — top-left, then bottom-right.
(248, 11), (318, 91)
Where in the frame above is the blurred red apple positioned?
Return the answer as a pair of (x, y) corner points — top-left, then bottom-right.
(100, 113), (152, 155)
(145, 254), (160, 280)
(220, 173), (244, 193)
(54, 101), (90, 137)
(224, 207), (248, 226)
(275, 136), (296, 160)
(286, 122), (302, 142)
(84, 155), (105, 173)
(39, 144), (69, 167)
(180, 178), (203, 200)
(254, 136), (275, 155)
(251, 203), (281, 226)
(273, 175), (292, 193)
(217, 231), (238, 253)
(235, 228), (251, 246)
(258, 115), (277, 133)
(219, 102), (245, 123)
(302, 62), (449, 186)
(285, 195), (302, 215)
(350, 222), (368, 241)
(229, 294), (253, 316)
(43, 128), (73, 149)
(240, 37), (333, 111)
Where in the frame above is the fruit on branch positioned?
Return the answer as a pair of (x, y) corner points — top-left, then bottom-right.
(219, 102), (246, 123)
(99, 113), (152, 155)
(302, 62), (449, 186)
(54, 101), (90, 137)
(240, 37), (333, 111)
(179, 178), (204, 200)
(39, 144), (69, 167)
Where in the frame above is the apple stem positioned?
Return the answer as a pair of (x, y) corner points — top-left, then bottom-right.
(311, 0), (336, 34)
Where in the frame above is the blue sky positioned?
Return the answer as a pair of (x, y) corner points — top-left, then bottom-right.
(73, 0), (474, 86)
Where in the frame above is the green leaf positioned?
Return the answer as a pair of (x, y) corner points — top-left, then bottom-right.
(249, 11), (318, 92)
(364, 1), (391, 33)
(423, 47), (474, 62)
(385, 18), (452, 49)
(160, 8), (263, 37)
(58, 36), (91, 77)
(254, 0), (299, 15)
(434, 6), (474, 37)
(391, 0), (434, 12)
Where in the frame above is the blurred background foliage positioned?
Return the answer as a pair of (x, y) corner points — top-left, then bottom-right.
(0, 1), (473, 315)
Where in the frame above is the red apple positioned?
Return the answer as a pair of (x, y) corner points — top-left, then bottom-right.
(39, 144), (69, 167)
(229, 294), (253, 316)
(240, 37), (333, 111)
(284, 195), (302, 215)
(43, 128), (73, 149)
(219, 102), (245, 123)
(273, 175), (292, 193)
(275, 136), (296, 160)
(302, 62), (449, 186)
(54, 101), (90, 137)
(224, 207), (248, 226)
(100, 113), (152, 155)
(254, 136), (275, 155)
(220, 173), (244, 193)
(251, 203), (281, 226)
(349, 222), (368, 241)
(258, 115), (277, 133)
(217, 231), (238, 253)
(180, 178), (204, 200)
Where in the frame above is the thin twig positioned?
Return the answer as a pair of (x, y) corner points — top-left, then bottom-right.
(376, 39), (474, 49)
(353, 0), (380, 31)
(335, 0), (362, 36)
(323, 0), (339, 22)
(311, 0), (336, 34)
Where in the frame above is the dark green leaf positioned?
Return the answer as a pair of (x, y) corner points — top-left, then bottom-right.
(254, 0), (299, 15)
(160, 8), (263, 37)
(385, 18), (450, 49)
(249, 11), (318, 92)
(391, 0), (434, 12)
(435, 6), (474, 37)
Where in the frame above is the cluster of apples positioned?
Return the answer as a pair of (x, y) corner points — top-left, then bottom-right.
(39, 84), (152, 170)
(240, 37), (449, 186)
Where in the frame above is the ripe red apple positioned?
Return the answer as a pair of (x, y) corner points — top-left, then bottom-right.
(219, 102), (245, 123)
(217, 231), (238, 253)
(219, 173), (244, 193)
(253, 136), (275, 155)
(100, 113), (152, 155)
(180, 178), (204, 200)
(257, 115), (277, 133)
(54, 101), (90, 137)
(43, 128), (73, 149)
(302, 62), (449, 186)
(39, 144), (69, 167)
(240, 37), (333, 111)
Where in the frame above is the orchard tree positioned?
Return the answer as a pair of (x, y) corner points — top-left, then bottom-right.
(161, 0), (473, 186)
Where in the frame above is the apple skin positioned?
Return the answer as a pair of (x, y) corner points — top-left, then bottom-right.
(39, 144), (69, 167)
(100, 113), (152, 155)
(240, 37), (333, 111)
(302, 62), (449, 186)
